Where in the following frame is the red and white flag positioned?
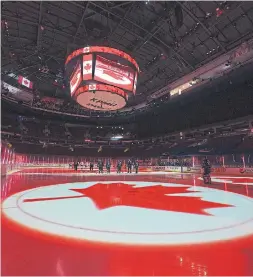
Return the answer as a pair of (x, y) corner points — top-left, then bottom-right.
(70, 62), (81, 96)
(83, 47), (90, 54)
(83, 54), (93, 80)
(18, 76), (33, 89)
(89, 84), (96, 91)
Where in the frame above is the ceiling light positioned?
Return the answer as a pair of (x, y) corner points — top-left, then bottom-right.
(216, 7), (224, 17)
(111, 135), (123, 140)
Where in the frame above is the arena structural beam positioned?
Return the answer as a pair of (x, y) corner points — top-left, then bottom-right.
(73, 2), (90, 43)
(36, 1), (43, 51)
(87, 1), (194, 70)
(177, 1), (226, 52)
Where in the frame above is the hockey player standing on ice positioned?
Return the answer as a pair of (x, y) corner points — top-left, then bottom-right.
(127, 159), (132, 173)
(74, 161), (78, 171)
(117, 160), (122, 173)
(106, 160), (111, 173)
(134, 160), (139, 174)
(90, 161), (94, 172)
(98, 160), (103, 174)
(202, 156), (212, 184)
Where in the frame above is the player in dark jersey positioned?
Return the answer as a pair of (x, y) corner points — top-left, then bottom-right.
(98, 160), (103, 174)
(202, 157), (211, 184)
(90, 161), (94, 172)
(74, 161), (78, 171)
(127, 159), (132, 173)
(106, 160), (111, 173)
(134, 161), (139, 174)
(117, 160), (122, 173)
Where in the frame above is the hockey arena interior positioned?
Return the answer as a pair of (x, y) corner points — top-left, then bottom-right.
(1, 1), (253, 276)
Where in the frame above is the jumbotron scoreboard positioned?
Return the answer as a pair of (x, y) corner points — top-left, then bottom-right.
(65, 46), (139, 111)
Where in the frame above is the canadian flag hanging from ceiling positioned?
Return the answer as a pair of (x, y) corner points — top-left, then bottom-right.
(18, 76), (33, 89)
(83, 54), (93, 80)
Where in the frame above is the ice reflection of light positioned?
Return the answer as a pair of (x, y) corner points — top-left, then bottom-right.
(177, 255), (208, 276)
(56, 258), (66, 276)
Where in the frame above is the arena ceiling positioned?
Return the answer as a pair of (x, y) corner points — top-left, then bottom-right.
(2, 1), (253, 109)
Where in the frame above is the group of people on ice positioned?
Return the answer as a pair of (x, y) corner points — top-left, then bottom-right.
(95, 159), (139, 174)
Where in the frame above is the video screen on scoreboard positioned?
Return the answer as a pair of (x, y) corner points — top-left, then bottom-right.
(70, 60), (81, 96)
(94, 55), (134, 91)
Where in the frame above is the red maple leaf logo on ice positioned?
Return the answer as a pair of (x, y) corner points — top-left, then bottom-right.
(23, 183), (233, 215)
